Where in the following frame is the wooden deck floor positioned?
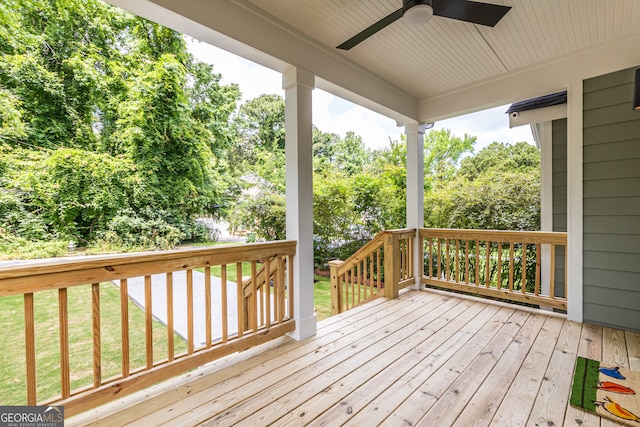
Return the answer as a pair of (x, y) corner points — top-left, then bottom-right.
(68, 289), (640, 427)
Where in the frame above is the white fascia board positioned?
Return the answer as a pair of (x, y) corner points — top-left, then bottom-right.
(419, 31), (640, 122)
(508, 104), (567, 128)
(104, 0), (419, 124)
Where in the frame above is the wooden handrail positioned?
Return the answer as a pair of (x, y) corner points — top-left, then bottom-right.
(0, 241), (296, 296)
(0, 241), (296, 416)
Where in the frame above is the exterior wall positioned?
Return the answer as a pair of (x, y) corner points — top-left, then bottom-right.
(552, 119), (567, 298)
(582, 67), (640, 332)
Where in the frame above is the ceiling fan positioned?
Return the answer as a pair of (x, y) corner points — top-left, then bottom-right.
(336, 0), (511, 50)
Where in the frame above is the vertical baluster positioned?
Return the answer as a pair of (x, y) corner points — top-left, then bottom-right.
(271, 258), (278, 323)
(205, 266), (212, 348)
(454, 240), (459, 282)
(360, 261), (364, 302)
(237, 262), (245, 336)
(475, 240), (480, 286)
(464, 240), (470, 284)
(404, 239), (409, 279)
(376, 247), (381, 290)
(509, 242), (515, 291)
(187, 269), (194, 353)
(521, 243), (527, 293)
(271, 258), (276, 323)
(445, 239), (450, 281)
(399, 239), (404, 279)
(166, 273), (174, 361)
(92, 283), (101, 388)
(437, 238), (442, 279)
(59, 288), (70, 398)
(409, 237), (414, 278)
(485, 241), (491, 288)
(221, 265), (228, 343)
(288, 255), (295, 319)
(350, 267), (355, 309)
(259, 261), (265, 326)
(278, 256), (285, 323)
(369, 254), (374, 297)
(496, 243), (502, 290)
(549, 245), (556, 298)
(120, 279), (130, 377)
(144, 276), (153, 367)
(24, 293), (36, 405)
(535, 244), (541, 296)
(264, 260), (270, 328)
(251, 261), (258, 331)
(364, 256), (369, 300)
(428, 238), (433, 278)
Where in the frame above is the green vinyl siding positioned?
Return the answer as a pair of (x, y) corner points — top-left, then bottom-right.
(552, 118), (566, 298)
(582, 66), (640, 332)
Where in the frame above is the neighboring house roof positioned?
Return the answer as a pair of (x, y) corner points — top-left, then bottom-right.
(506, 91), (567, 114)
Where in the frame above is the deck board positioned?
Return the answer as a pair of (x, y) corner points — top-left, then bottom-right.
(66, 290), (640, 427)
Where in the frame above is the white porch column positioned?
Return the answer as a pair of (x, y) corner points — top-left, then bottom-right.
(405, 122), (426, 290)
(538, 121), (553, 308)
(566, 80), (583, 323)
(283, 67), (316, 340)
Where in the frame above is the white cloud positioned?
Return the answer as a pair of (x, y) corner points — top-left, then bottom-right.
(312, 90), (402, 149)
(187, 38), (282, 102)
(187, 37), (535, 153)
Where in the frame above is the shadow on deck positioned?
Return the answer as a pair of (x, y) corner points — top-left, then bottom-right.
(67, 289), (640, 426)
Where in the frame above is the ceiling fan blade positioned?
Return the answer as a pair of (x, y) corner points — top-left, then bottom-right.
(432, 0), (511, 27)
(337, 8), (403, 50)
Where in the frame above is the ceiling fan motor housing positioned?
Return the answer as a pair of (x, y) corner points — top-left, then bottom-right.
(403, 0), (434, 26)
(403, 0), (433, 12)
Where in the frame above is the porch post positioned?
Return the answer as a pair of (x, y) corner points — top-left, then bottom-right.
(566, 79), (583, 323)
(538, 121), (553, 309)
(283, 67), (317, 341)
(405, 122), (426, 290)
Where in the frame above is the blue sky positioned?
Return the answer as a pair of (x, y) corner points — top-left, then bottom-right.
(187, 38), (534, 152)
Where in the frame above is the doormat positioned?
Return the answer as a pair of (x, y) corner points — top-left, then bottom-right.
(570, 356), (640, 426)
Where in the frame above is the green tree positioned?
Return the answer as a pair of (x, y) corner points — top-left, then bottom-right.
(423, 129), (476, 191)
(0, 0), (241, 253)
(426, 142), (540, 231)
(111, 54), (222, 220)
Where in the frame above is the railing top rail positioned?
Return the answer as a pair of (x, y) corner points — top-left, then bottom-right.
(419, 228), (567, 245)
(0, 240), (297, 297)
(332, 232), (386, 276)
(384, 228), (417, 240)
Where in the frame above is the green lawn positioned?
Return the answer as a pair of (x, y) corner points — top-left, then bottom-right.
(314, 275), (332, 321)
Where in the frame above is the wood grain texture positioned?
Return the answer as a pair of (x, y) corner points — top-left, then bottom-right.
(92, 283), (101, 388)
(24, 292), (36, 405)
(119, 279), (130, 377)
(65, 291), (640, 427)
(59, 287), (71, 399)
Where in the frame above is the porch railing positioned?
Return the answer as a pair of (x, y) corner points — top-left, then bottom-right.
(421, 228), (567, 310)
(0, 241), (295, 416)
(329, 229), (415, 315)
(330, 228), (568, 314)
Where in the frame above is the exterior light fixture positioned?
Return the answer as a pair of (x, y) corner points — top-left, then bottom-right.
(633, 68), (640, 110)
(403, 0), (434, 27)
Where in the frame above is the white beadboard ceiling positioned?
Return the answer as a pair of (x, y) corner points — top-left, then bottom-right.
(245, 0), (640, 99)
(108, 0), (640, 121)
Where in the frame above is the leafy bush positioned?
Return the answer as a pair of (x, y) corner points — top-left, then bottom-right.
(0, 232), (68, 260)
(97, 209), (184, 250)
